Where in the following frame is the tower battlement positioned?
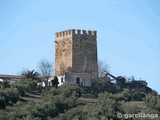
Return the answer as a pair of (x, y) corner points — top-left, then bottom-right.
(55, 29), (96, 38)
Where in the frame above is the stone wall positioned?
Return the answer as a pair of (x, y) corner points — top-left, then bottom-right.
(55, 30), (73, 76)
(55, 29), (98, 80)
(72, 30), (98, 78)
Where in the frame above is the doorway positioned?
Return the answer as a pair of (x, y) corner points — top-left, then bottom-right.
(76, 77), (80, 85)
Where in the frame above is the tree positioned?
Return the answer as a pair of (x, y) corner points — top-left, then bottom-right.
(22, 70), (40, 81)
(38, 59), (53, 87)
(21, 70), (40, 93)
(0, 80), (10, 89)
(98, 60), (109, 77)
(52, 76), (59, 89)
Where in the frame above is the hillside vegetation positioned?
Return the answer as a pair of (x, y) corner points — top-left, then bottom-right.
(0, 77), (160, 120)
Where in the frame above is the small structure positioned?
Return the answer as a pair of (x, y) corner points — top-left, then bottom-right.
(0, 74), (22, 84)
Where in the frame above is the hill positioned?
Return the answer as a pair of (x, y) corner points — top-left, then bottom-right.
(0, 78), (160, 120)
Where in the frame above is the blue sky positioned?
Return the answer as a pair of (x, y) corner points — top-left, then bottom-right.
(0, 0), (160, 93)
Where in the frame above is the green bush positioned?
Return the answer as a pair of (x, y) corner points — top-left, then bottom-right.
(6, 104), (28, 120)
(43, 102), (58, 117)
(31, 103), (48, 120)
(61, 92), (123, 120)
(31, 102), (58, 119)
(131, 91), (145, 101)
(1, 84), (81, 119)
(27, 80), (37, 93)
(22, 115), (41, 120)
(114, 90), (131, 102)
(60, 83), (81, 98)
(0, 114), (8, 120)
(122, 103), (139, 114)
(0, 88), (19, 107)
(0, 90), (9, 105)
(145, 94), (160, 112)
(0, 80), (10, 89)
(7, 102), (35, 119)
(0, 96), (6, 109)
(15, 79), (40, 94)
(5, 88), (19, 104)
(97, 92), (122, 118)
(41, 88), (60, 97)
(61, 107), (87, 120)
(15, 84), (27, 97)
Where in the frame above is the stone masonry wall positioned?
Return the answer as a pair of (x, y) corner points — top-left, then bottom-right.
(72, 30), (98, 78)
(55, 30), (73, 76)
(55, 29), (98, 78)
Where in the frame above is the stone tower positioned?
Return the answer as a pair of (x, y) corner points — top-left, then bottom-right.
(54, 29), (98, 86)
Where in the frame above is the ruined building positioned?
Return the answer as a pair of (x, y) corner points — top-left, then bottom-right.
(54, 29), (98, 86)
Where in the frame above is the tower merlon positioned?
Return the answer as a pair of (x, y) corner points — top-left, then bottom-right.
(77, 29), (81, 34)
(73, 29), (96, 36)
(86, 30), (97, 35)
(55, 29), (97, 38)
(92, 31), (97, 35)
(82, 30), (86, 35)
(55, 29), (73, 37)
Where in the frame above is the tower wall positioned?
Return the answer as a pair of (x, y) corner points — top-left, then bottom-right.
(55, 29), (98, 78)
(55, 30), (73, 76)
(72, 29), (98, 78)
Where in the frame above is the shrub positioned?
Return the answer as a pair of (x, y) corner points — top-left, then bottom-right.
(59, 83), (81, 98)
(0, 80), (10, 89)
(31, 102), (58, 120)
(61, 92), (123, 120)
(0, 90), (9, 105)
(43, 102), (58, 117)
(131, 92), (145, 101)
(15, 79), (39, 94)
(15, 84), (27, 97)
(52, 96), (69, 113)
(122, 103), (139, 114)
(61, 107), (87, 120)
(115, 90), (131, 102)
(7, 106), (28, 119)
(0, 114), (8, 120)
(0, 88), (19, 107)
(0, 96), (6, 109)
(7, 101), (36, 119)
(96, 92), (122, 119)
(2, 84), (81, 119)
(27, 80), (37, 93)
(31, 103), (48, 120)
(41, 88), (60, 97)
(145, 94), (160, 112)
(22, 115), (41, 120)
(5, 88), (19, 104)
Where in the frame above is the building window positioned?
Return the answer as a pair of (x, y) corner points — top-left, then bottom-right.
(76, 77), (80, 85)
(61, 77), (63, 83)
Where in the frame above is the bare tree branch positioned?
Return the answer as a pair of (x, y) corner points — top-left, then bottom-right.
(38, 59), (53, 87)
(98, 60), (110, 78)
